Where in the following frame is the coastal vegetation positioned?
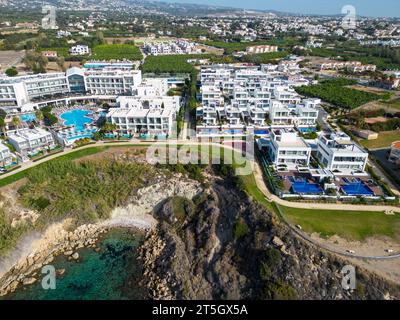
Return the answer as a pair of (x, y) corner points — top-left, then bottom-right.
(17, 159), (156, 226)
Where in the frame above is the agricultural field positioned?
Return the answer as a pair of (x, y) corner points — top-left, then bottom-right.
(240, 51), (289, 64)
(296, 78), (389, 109)
(92, 44), (143, 61)
(141, 54), (211, 74)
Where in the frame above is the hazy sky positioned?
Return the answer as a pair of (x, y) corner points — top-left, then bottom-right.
(161, 0), (399, 17)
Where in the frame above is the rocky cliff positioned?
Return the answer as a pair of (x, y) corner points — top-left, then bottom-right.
(140, 175), (400, 300)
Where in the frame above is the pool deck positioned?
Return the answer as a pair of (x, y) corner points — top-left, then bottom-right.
(278, 170), (384, 196)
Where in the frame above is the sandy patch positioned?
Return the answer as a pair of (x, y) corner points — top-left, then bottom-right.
(310, 233), (400, 284)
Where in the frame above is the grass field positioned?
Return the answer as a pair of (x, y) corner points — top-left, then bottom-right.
(280, 205), (400, 241)
(92, 44), (143, 60)
(360, 130), (400, 149)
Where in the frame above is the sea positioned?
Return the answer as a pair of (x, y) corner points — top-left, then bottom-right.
(2, 228), (148, 300)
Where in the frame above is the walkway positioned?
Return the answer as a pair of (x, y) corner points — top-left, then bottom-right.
(1, 140), (400, 214)
(1, 139), (400, 260)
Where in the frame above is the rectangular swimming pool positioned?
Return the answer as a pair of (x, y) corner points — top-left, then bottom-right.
(341, 183), (374, 196)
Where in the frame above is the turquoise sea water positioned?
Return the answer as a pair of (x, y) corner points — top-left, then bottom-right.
(3, 228), (148, 300)
(60, 109), (93, 131)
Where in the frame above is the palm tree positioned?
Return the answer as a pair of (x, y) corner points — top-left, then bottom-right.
(0, 118), (6, 136)
(35, 110), (44, 124)
(12, 116), (21, 130)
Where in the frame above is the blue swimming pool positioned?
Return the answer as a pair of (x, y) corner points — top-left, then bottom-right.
(342, 183), (374, 196)
(289, 176), (322, 194)
(291, 182), (322, 194)
(20, 113), (36, 122)
(298, 127), (316, 133)
(60, 109), (93, 131)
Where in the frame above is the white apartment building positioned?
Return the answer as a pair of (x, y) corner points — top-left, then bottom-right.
(106, 106), (174, 136)
(117, 95), (181, 113)
(83, 69), (142, 96)
(0, 142), (13, 166)
(69, 45), (91, 56)
(0, 73), (70, 110)
(8, 128), (55, 154)
(246, 45), (278, 54)
(269, 128), (311, 169)
(316, 132), (368, 173)
(144, 40), (198, 56)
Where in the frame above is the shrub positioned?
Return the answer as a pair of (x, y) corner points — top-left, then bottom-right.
(234, 217), (249, 240)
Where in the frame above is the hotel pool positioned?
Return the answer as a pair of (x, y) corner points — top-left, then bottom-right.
(20, 113), (36, 122)
(342, 183), (374, 196)
(61, 109), (93, 131)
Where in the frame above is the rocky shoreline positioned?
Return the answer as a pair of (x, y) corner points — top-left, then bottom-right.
(139, 230), (174, 300)
(0, 174), (203, 299)
(0, 223), (108, 296)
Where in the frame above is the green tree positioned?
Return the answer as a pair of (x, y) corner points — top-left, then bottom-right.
(12, 116), (21, 129)
(22, 52), (48, 74)
(5, 67), (18, 77)
(35, 110), (44, 123)
(0, 118), (6, 135)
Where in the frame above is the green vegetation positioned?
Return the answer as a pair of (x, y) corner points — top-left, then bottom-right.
(0, 146), (107, 188)
(281, 205), (400, 241)
(234, 217), (249, 240)
(22, 52), (48, 74)
(240, 51), (289, 64)
(92, 44), (143, 61)
(0, 206), (28, 255)
(141, 54), (209, 74)
(5, 67), (18, 77)
(296, 78), (385, 109)
(201, 37), (300, 54)
(360, 130), (400, 149)
(310, 45), (400, 70)
(40, 106), (58, 126)
(18, 159), (156, 226)
(259, 247), (298, 300)
(158, 162), (206, 183)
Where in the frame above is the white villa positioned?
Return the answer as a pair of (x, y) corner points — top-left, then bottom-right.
(269, 128), (311, 170)
(106, 106), (173, 136)
(316, 132), (369, 174)
(8, 128), (55, 155)
(69, 45), (91, 56)
(0, 142), (13, 166)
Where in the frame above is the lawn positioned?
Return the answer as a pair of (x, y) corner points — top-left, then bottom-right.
(280, 205), (400, 241)
(360, 130), (400, 149)
(92, 44), (143, 60)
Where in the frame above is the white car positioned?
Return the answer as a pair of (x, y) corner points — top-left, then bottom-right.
(385, 249), (394, 253)
(346, 250), (356, 254)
